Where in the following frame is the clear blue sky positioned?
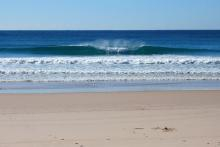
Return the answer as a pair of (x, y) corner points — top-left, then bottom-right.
(0, 0), (220, 30)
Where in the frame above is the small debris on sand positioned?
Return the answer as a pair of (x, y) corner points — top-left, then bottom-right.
(152, 126), (176, 132)
(162, 127), (175, 132)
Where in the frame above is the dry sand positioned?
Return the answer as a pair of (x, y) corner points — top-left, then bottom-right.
(0, 91), (220, 147)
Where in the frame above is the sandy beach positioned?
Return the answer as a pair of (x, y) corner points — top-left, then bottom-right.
(0, 91), (220, 147)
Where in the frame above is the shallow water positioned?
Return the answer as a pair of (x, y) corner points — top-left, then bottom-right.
(1, 80), (220, 94)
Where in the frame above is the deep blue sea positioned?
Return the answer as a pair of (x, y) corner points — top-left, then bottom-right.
(0, 30), (220, 84)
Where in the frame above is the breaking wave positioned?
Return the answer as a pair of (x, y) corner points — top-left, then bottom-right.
(1, 39), (219, 56)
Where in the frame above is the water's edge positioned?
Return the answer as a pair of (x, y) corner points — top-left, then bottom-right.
(1, 80), (220, 94)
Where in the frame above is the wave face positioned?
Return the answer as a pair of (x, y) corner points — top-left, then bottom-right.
(1, 45), (220, 56)
(1, 55), (220, 82)
(1, 39), (220, 56)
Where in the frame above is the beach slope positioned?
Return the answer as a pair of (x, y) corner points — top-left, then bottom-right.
(0, 91), (220, 147)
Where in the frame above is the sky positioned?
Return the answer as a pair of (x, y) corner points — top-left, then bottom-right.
(0, 0), (220, 30)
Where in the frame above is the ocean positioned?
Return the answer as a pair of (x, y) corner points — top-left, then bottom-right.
(0, 30), (220, 92)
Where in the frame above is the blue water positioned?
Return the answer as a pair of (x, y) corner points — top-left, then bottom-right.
(0, 30), (220, 83)
(1, 30), (220, 50)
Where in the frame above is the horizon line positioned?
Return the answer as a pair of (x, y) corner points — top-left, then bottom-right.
(0, 29), (220, 31)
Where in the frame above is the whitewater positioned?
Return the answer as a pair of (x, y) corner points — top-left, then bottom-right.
(0, 55), (220, 82)
(0, 30), (220, 82)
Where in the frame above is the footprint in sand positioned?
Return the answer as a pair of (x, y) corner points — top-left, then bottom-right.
(106, 138), (111, 141)
(133, 128), (148, 138)
(134, 128), (145, 130)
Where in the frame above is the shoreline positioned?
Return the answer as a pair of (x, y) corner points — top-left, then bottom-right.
(0, 91), (220, 147)
(1, 80), (220, 94)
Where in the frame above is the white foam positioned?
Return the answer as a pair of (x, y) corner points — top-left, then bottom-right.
(0, 55), (220, 82)
(0, 55), (220, 65)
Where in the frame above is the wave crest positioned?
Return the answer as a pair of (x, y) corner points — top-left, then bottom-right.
(77, 39), (145, 52)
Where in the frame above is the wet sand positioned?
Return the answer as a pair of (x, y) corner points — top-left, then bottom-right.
(0, 91), (220, 147)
